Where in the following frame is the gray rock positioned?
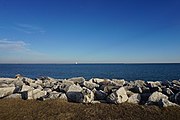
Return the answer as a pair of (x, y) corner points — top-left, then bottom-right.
(147, 81), (161, 88)
(162, 88), (174, 96)
(0, 87), (16, 98)
(172, 80), (180, 86)
(29, 83), (38, 88)
(129, 86), (142, 93)
(91, 101), (101, 104)
(0, 78), (16, 84)
(35, 79), (43, 85)
(13, 80), (24, 87)
(5, 93), (22, 99)
(103, 85), (119, 93)
(175, 92), (180, 105)
(150, 87), (162, 93)
(59, 93), (68, 100)
(21, 77), (35, 84)
(48, 91), (61, 99)
(94, 90), (107, 100)
(22, 89), (47, 99)
(128, 94), (141, 104)
(134, 80), (146, 87)
(140, 93), (151, 104)
(43, 88), (52, 93)
(141, 87), (151, 93)
(81, 87), (94, 103)
(21, 85), (34, 92)
(15, 74), (23, 79)
(0, 83), (9, 88)
(36, 85), (43, 90)
(82, 81), (99, 90)
(158, 98), (178, 107)
(111, 79), (125, 86)
(107, 87), (128, 104)
(147, 91), (168, 104)
(90, 78), (105, 84)
(8, 84), (15, 87)
(68, 77), (85, 84)
(66, 84), (83, 102)
(162, 80), (172, 87)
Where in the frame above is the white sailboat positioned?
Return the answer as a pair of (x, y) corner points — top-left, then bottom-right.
(75, 62), (78, 64)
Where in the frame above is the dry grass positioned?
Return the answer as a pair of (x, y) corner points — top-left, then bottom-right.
(0, 99), (179, 120)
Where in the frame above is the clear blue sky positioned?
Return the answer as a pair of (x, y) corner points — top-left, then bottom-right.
(0, 0), (180, 63)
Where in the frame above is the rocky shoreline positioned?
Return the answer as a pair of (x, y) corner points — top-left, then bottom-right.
(0, 74), (179, 107)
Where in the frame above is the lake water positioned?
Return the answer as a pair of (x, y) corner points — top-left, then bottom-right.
(0, 64), (180, 81)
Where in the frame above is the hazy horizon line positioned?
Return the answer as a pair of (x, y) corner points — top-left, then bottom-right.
(0, 62), (180, 64)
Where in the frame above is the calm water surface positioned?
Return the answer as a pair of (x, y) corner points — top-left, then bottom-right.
(0, 64), (180, 81)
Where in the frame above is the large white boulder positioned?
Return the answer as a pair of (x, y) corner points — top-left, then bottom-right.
(0, 87), (16, 98)
(107, 87), (128, 104)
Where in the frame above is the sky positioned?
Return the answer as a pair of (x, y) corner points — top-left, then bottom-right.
(0, 0), (180, 63)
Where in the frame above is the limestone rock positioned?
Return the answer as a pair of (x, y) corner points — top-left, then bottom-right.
(43, 88), (52, 93)
(94, 90), (107, 100)
(0, 87), (15, 98)
(175, 92), (180, 105)
(91, 101), (101, 104)
(68, 77), (85, 84)
(134, 80), (146, 87)
(147, 81), (161, 88)
(162, 88), (174, 96)
(90, 78), (105, 84)
(82, 81), (99, 90)
(13, 80), (24, 87)
(0, 83), (9, 88)
(150, 87), (162, 93)
(0, 78), (16, 84)
(112, 79), (125, 86)
(107, 87), (128, 104)
(48, 91), (61, 99)
(59, 93), (68, 100)
(129, 86), (142, 93)
(147, 91), (168, 104)
(66, 84), (83, 102)
(158, 98), (178, 107)
(22, 89), (47, 100)
(172, 80), (180, 86)
(5, 93), (22, 99)
(21, 85), (34, 92)
(81, 87), (94, 103)
(29, 83), (38, 88)
(128, 94), (141, 104)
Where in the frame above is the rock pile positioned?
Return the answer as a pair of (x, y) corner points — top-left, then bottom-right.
(0, 75), (180, 107)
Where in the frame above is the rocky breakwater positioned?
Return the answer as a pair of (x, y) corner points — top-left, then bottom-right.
(0, 74), (180, 107)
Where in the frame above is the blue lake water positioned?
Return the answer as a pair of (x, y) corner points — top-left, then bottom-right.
(0, 64), (180, 81)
